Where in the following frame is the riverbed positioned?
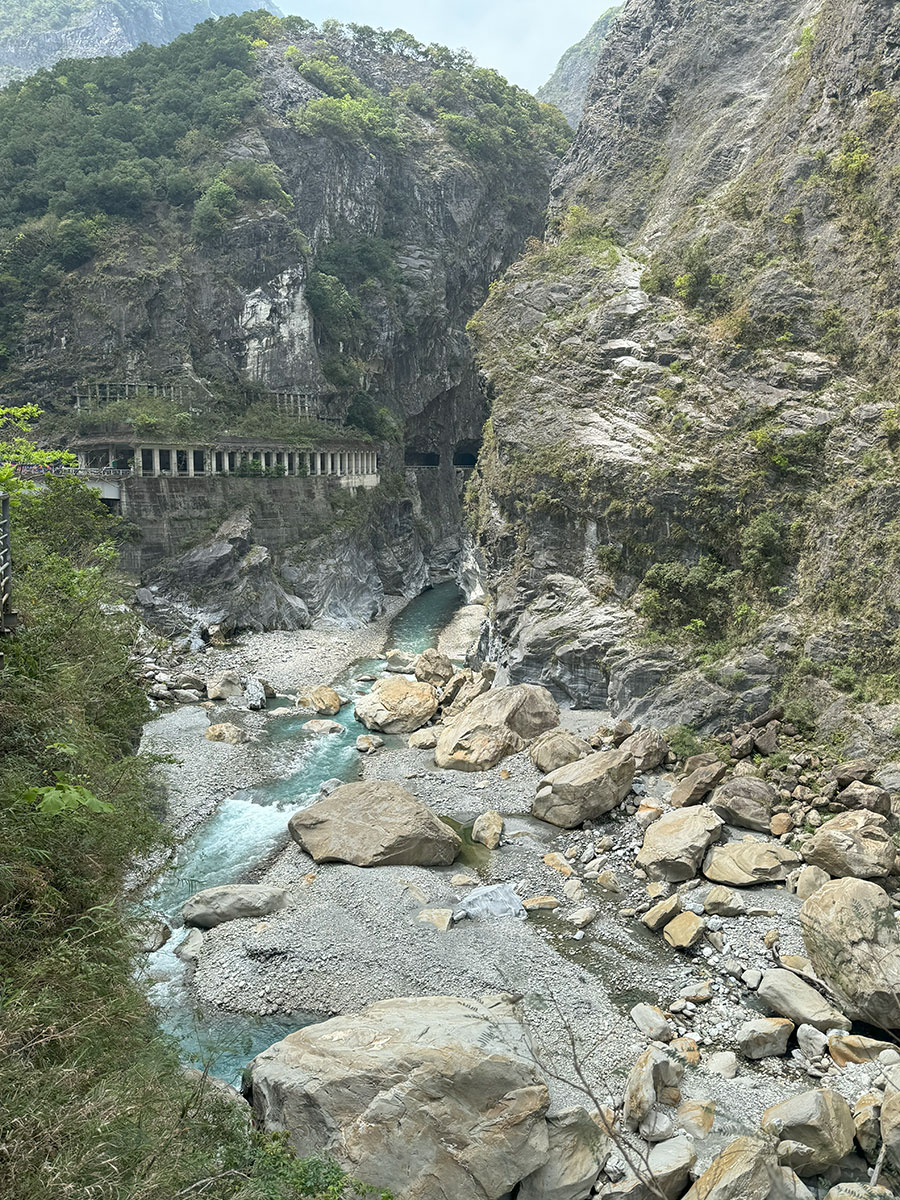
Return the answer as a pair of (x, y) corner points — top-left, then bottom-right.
(136, 583), (828, 1165)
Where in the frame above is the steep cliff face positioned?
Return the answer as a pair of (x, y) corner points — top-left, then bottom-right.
(0, 15), (567, 629)
(0, 0), (280, 86)
(471, 0), (900, 752)
(536, 7), (620, 128)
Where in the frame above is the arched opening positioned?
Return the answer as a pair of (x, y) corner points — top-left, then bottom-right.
(452, 439), (480, 468)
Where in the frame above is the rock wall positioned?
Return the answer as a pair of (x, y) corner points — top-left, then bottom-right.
(470, 0), (900, 751)
(536, 6), (621, 128)
(0, 0), (281, 86)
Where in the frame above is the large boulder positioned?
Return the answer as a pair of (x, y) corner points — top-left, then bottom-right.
(414, 649), (455, 687)
(702, 838), (800, 886)
(529, 728), (593, 775)
(181, 884), (289, 929)
(623, 1045), (685, 1130)
(800, 877), (900, 1028)
(247, 993), (552, 1200)
(670, 762), (727, 808)
(204, 722), (248, 744)
(288, 782), (461, 867)
(532, 750), (635, 828)
(434, 684), (560, 772)
(517, 1107), (610, 1200)
(681, 1136), (778, 1200)
(355, 677), (439, 734)
(596, 1135), (696, 1200)
(206, 669), (243, 699)
(635, 806), (724, 882)
(708, 777), (776, 832)
(760, 1089), (855, 1176)
(756, 968), (850, 1032)
(803, 810), (897, 879)
(618, 728), (670, 773)
(296, 684), (342, 715)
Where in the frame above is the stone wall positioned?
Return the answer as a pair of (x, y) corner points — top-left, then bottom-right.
(119, 474), (346, 574)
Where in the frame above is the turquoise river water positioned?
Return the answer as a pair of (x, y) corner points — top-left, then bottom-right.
(141, 582), (464, 1085)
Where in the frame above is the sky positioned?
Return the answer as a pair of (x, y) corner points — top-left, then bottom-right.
(278, 1), (602, 92)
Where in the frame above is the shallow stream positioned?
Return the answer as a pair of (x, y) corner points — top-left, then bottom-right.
(141, 583), (464, 1085)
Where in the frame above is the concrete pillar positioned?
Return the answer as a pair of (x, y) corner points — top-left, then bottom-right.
(135, 447), (143, 477)
(187, 448), (195, 478)
(152, 448), (160, 477)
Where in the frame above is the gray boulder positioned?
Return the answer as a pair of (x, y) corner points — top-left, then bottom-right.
(247, 993), (552, 1200)
(529, 728), (593, 774)
(801, 877), (900, 1028)
(635, 805), (724, 881)
(435, 684), (560, 772)
(760, 1089), (855, 1176)
(288, 781), (461, 867)
(702, 838), (800, 886)
(182, 884), (289, 929)
(532, 750), (635, 828)
(618, 728), (670, 773)
(708, 777), (776, 832)
(414, 648), (455, 687)
(518, 1107), (610, 1200)
(756, 968), (850, 1032)
(804, 810), (897, 879)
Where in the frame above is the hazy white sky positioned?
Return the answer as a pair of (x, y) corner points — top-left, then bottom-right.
(279, 1), (603, 91)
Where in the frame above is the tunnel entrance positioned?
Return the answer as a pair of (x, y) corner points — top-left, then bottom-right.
(452, 439), (480, 468)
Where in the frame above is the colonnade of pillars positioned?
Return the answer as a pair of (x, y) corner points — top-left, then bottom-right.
(133, 447), (378, 479)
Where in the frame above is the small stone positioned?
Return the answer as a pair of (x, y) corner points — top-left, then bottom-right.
(796, 1024), (828, 1060)
(704, 885), (744, 917)
(671, 1037), (701, 1066)
(742, 969), (763, 990)
(679, 979), (713, 1003)
(416, 908), (453, 932)
(641, 894), (682, 932)
(204, 722), (247, 744)
(736, 1017), (794, 1060)
(663, 911), (706, 949)
(705, 1050), (738, 1078)
(630, 1003), (673, 1041)
(567, 907), (597, 929)
(543, 852), (573, 877)
(677, 1098), (715, 1138)
(522, 895), (560, 911)
(795, 864), (830, 900)
(471, 810), (503, 850)
(451, 874), (479, 887)
(408, 728), (438, 750)
(770, 812), (794, 836)
(764, 929), (781, 949)
(563, 878), (585, 901)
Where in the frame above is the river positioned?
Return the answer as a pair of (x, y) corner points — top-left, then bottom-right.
(140, 582), (465, 1086)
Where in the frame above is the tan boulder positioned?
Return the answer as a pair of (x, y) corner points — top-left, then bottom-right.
(702, 837), (800, 886)
(288, 782), (461, 867)
(635, 805), (724, 882)
(414, 648), (455, 687)
(804, 810), (896, 878)
(355, 676), (439, 734)
(708, 777), (776, 832)
(757, 968), (850, 1032)
(532, 750), (635, 828)
(736, 1017), (794, 1060)
(800, 877), (900, 1028)
(881, 1086), (900, 1172)
(671, 761), (727, 807)
(828, 1034), (897, 1066)
(528, 727), (593, 774)
(618, 727), (670, 772)
(681, 1136), (778, 1200)
(641, 894), (681, 932)
(435, 684), (560, 772)
(663, 912), (706, 949)
(408, 728), (438, 749)
(296, 684), (342, 715)
(248, 993), (551, 1200)
(623, 1045), (684, 1130)
(205, 669), (243, 699)
(517, 1106), (610, 1200)
(760, 1089), (855, 1176)
(471, 810), (503, 850)
(795, 864), (830, 899)
(595, 1134), (695, 1200)
(204, 721), (247, 744)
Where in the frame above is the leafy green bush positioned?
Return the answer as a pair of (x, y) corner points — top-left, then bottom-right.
(292, 94), (402, 148)
(191, 178), (240, 242)
(640, 556), (740, 638)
